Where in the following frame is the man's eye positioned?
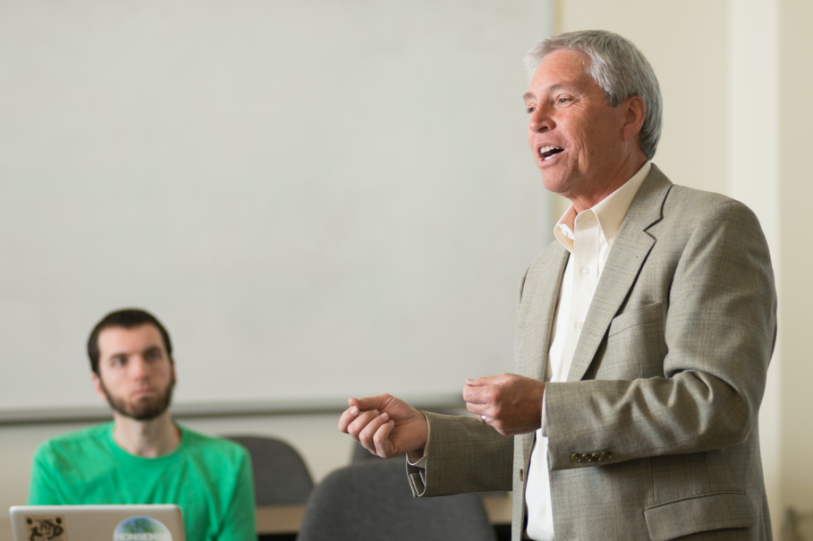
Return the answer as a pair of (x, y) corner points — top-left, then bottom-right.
(557, 97), (572, 104)
(526, 106), (536, 113)
(113, 358), (126, 366)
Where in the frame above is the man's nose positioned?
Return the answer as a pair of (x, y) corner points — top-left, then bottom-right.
(528, 105), (554, 133)
(130, 357), (150, 379)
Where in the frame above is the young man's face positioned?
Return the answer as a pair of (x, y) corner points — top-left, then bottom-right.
(92, 324), (176, 421)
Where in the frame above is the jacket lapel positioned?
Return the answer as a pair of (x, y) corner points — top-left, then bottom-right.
(567, 165), (672, 382)
(519, 245), (569, 382)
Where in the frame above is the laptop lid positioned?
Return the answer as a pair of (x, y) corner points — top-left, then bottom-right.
(9, 504), (186, 541)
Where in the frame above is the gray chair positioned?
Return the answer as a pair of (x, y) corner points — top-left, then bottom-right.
(224, 435), (314, 505)
(297, 458), (497, 541)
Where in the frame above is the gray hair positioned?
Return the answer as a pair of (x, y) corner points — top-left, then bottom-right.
(524, 30), (662, 160)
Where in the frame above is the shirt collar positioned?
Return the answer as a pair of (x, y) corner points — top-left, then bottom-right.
(554, 161), (651, 253)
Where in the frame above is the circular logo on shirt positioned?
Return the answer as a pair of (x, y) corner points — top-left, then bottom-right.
(113, 516), (172, 541)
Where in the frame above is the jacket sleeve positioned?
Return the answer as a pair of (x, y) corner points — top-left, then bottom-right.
(544, 199), (777, 470)
(408, 411), (514, 497)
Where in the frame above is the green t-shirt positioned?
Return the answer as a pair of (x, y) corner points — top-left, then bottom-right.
(28, 422), (256, 541)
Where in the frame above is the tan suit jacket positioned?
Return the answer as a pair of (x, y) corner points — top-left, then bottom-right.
(408, 165), (776, 541)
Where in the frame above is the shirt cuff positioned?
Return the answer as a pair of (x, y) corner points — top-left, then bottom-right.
(407, 451), (428, 468)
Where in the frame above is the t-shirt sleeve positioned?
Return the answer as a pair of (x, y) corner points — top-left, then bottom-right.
(28, 443), (61, 505)
(217, 447), (256, 541)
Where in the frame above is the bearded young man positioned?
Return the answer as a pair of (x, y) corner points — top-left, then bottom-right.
(28, 309), (256, 541)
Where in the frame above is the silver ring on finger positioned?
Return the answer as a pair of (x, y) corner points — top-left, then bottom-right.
(480, 414), (487, 424)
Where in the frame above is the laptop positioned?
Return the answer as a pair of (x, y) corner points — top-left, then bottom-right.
(9, 504), (186, 541)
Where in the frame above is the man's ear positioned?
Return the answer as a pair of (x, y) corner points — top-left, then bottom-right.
(621, 95), (646, 142)
(92, 372), (107, 401)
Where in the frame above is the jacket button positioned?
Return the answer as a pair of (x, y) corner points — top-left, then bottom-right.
(519, 468), (524, 481)
(571, 453), (581, 463)
(581, 453), (591, 462)
(592, 452), (602, 461)
(602, 451), (613, 460)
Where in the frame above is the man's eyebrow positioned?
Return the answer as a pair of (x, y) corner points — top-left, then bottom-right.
(144, 345), (169, 359)
(523, 84), (571, 102)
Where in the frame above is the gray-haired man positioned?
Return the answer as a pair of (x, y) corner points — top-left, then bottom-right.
(340, 30), (775, 541)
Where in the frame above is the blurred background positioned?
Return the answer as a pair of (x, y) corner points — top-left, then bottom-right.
(1, 1), (811, 539)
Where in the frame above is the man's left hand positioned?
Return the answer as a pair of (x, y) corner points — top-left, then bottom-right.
(464, 373), (545, 436)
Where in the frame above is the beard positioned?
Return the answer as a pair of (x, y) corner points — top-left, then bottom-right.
(100, 374), (176, 421)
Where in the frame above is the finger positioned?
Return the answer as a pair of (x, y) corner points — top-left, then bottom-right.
(345, 409), (380, 439)
(358, 412), (391, 454)
(338, 406), (360, 432)
(372, 419), (397, 457)
(464, 375), (499, 387)
(349, 394), (388, 412)
(463, 383), (492, 405)
(465, 401), (488, 417)
(349, 409), (380, 436)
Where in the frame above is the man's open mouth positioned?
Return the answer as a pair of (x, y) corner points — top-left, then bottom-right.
(539, 146), (564, 160)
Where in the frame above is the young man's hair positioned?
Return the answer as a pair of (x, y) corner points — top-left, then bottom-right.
(87, 308), (173, 375)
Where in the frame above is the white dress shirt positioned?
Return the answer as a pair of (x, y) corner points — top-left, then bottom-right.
(525, 162), (651, 541)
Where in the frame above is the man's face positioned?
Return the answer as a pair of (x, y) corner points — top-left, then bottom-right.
(92, 324), (176, 421)
(524, 49), (630, 201)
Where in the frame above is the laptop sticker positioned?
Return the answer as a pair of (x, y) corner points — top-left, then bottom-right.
(24, 515), (67, 541)
(114, 516), (172, 541)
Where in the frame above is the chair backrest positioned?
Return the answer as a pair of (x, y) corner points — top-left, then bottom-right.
(297, 458), (497, 541)
(223, 435), (314, 505)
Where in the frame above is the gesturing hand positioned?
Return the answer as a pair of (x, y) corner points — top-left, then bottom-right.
(338, 394), (429, 459)
(463, 373), (545, 436)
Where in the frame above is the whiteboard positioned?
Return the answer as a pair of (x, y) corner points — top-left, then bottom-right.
(0, 0), (553, 412)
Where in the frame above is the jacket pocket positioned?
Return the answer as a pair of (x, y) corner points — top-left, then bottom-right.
(608, 301), (665, 336)
(643, 490), (754, 541)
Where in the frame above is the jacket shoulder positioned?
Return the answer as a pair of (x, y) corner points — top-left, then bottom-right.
(665, 183), (743, 210)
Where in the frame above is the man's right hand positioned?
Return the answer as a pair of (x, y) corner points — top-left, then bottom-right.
(338, 394), (428, 459)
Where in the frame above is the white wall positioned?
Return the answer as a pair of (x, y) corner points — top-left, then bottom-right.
(778, 0), (813, 517)
(0, 0), (555, 519)
(728, 0), (781, 526)
(0, 0), (552, 413)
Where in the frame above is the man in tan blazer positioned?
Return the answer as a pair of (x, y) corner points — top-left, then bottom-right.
(340, 30), (776, 541)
